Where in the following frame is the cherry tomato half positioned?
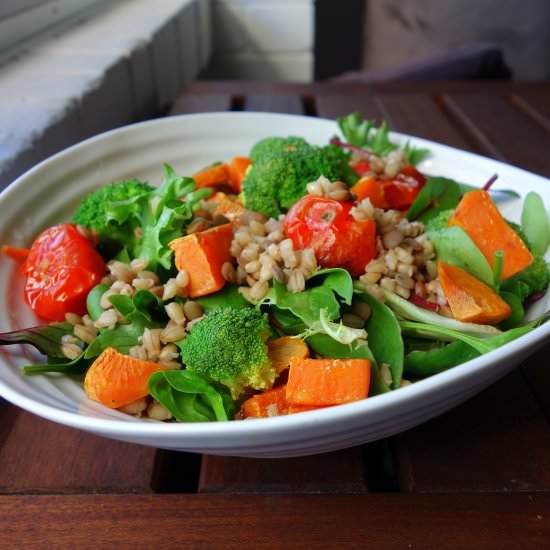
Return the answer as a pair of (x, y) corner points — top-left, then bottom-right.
(351, 160), (372, 177)
(382, 164), (426, 210)
(284, 196), (377, 276)
(24, 224), (106, 321)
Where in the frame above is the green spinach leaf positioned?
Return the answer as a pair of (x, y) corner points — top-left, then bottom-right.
(0, 322), (74, 360)
(404, 340), (480, 378)
(24, 353), (90, 375)
(357, 293), (404, 389)
(406, 177), (461, 222)
(522, 191), (550, 256)
(427, 226), (494, 286)
(195, 285), (250, 313)
(148, 370), (234, 422)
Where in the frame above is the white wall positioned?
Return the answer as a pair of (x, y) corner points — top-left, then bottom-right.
(205, 0), (314, 82)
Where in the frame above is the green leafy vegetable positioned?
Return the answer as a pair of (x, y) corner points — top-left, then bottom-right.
(499, 291), (525, 330)
(357, 292), (404, 389)
(399, 319), (540, 355)
(404, 340), (480, 378)
(521, 191), (550, 256)
(73, 164), (210, 272)
(195, 285), (251, 313)
(403, 141), (431, 166)
(337, 112), (430, 164)
(426, 226), (494, 287)
(24, 353), (90, 375)
(84, 290), (162, 358)
(406, 177), (461, 222)
(296, 308), (367, 345)
(307, 268), (354, 305)
(148, 370), (234, 422)
(378, 288), (501, 338)
(337, 113), (398, 157)
(86, 284), (109, 321)
(493, 250), (505, 290)
(0, 322), (75, 360)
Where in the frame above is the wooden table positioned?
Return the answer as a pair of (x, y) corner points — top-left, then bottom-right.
(2, 81), (550, 549)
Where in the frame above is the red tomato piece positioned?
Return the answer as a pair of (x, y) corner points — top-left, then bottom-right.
(351, 160), (372, 177)
(24, 224), (106, 321)
(284, 196), (377, 276)
(382, 164), (427, 210)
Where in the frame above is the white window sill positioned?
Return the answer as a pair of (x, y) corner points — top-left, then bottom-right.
(0, 0), (212, 189)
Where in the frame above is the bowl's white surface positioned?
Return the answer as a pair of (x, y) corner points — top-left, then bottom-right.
(0, 112), (549, 458)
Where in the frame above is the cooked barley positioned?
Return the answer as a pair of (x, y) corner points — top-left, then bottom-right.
(175, 269), (189, 288)
(65, 312), (82, 326)
(147, 400), (173, 421)
(95, 309), (118, 330)
(132, 277), (154, 290)
(183, 301), (204, 320)
(380, 363), (393, 386)
(352, 301), (372, 321)
(129, 345), (147, 360)
(73, 324), (97, 345)
(119, 397), (148, 415)
(160, 323), (187, 343)
(165, 302), (186, 325)
(62, 343), (82, 360)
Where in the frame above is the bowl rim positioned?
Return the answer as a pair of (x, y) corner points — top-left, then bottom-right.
(1, 111), (549, 440)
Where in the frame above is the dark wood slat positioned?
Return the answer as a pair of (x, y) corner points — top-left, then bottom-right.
(442, 93), (550, 176)
(0, 408), (157, 494)
(511, 92), (550, 134)
(396, 371), (550, 493)
(244, 95), (304, 114)
(375, 93), (476, 151)
(169, 93), (232, 115)
(199, 450), (368, 493)
(522, 343), (550, 425)
(314, 92), (381, 121)
(2, 494), (550, 549)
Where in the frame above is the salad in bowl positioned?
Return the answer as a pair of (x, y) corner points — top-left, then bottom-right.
(1, 112), (548, 424)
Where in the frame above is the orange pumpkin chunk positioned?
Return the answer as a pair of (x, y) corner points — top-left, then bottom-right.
(242, 385), (289, 418)
(438, 260), (511, 324)
(169, 223), (234, 298)
(209, 192), (247, 222)
(448, 190), (533, 279)
(84, 347), (167, 409)
(286, 357), (370, 407)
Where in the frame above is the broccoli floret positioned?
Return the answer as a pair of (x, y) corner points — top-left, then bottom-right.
(424, 209), (454, 233)
(242, 144), (354, 217)
(72, 179), (153, 244)
(249, 136), (309, 164)
(179, 308), (276, 399)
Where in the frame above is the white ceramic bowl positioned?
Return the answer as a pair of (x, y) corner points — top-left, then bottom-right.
(0, 113), (549, 458)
